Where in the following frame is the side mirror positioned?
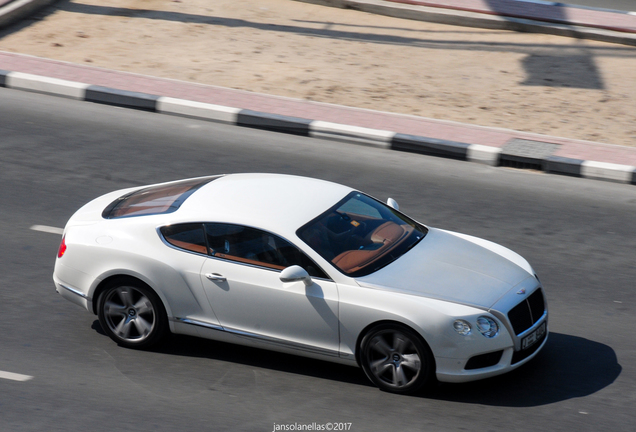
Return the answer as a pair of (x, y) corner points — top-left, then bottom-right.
(280, 265), (312, 287)
(387, 198), (399, 211)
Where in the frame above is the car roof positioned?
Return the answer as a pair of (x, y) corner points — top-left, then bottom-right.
(173, 173), (353, 237)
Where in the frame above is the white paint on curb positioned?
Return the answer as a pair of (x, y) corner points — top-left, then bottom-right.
(581, 161), (635, 183)
(310, 121), (394, 148)
(467, 144), (501, 166)
(7, 72), (89, 99)
(0, 370), (33, 382)
(157, 97), (240, 124)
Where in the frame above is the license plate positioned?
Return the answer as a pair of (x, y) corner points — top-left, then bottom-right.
(522, 322), (546, 350)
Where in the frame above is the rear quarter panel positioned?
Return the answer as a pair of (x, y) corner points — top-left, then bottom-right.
(58, 216), (212, 323)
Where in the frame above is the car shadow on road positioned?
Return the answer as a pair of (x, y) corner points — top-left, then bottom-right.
(91, 321), (619, 404)
(91, 319), (373, 387)
(428, 332), (621, 406)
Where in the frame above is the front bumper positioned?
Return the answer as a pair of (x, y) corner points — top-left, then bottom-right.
(435, 324), (548, 383)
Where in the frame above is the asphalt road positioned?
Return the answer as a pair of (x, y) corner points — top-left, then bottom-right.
(1, 87), (635, 432)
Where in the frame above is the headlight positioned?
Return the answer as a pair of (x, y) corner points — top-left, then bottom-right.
(476, 316), (499, 338)
(453, 320), (471, 336)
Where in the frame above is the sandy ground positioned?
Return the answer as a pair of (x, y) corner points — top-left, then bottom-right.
(1, 0), (635, 146)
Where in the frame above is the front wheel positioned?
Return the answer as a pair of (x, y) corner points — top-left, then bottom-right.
(97, 278), (168, 349)
(359, 324), (434, 394)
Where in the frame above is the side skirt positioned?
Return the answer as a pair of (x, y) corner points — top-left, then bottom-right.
(171, 317), (357, 366)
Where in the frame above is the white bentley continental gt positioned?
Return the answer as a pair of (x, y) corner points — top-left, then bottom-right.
(53, 173), (548, 394)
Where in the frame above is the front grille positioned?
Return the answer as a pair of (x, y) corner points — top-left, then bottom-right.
(508, 288), (545, 335)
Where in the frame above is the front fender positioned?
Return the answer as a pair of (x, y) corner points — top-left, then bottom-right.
(338, 284), (514, 362)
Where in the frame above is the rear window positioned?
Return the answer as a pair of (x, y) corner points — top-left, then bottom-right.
(102, 176), (219, 219)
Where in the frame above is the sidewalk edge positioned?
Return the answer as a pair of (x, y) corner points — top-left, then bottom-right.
(1, 69), (634, 186)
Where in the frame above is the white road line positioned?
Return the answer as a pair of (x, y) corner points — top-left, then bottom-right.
(30, 225), (64, 235)
(0, 370), (34, 382)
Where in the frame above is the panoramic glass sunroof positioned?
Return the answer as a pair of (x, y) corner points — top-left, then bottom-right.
(102, 176), (220, 219)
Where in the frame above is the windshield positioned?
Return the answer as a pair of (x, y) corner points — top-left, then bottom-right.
(297, 192), (427, 277)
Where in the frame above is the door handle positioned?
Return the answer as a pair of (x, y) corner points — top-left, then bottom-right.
(205, 273), (227, 282)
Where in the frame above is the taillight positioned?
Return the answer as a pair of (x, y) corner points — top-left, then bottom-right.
(57, 235), (67, 258)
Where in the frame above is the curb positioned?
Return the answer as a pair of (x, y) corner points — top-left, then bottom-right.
(0, 0), (56, 29)
(294, 0), (636, 46)
(2, 69), (634, 186)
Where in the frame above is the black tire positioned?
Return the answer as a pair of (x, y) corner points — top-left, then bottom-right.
(97, 278), (168, 349)
(359, 324), (434, 394)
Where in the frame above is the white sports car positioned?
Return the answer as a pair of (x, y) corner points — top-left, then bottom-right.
(53, 173), (548, 394)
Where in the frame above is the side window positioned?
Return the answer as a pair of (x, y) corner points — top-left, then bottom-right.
(160, 223), (207, 255)
(205, 223), (328, 279)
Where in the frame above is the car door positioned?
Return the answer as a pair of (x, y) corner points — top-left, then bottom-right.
(200, 223), (340, 356)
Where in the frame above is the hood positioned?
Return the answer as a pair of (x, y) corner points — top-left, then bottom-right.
(356, 228), (533, 309)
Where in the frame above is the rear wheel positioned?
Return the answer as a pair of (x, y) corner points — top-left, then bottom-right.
(97, 279), (167, 349)
(360, 324), (434, 394)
